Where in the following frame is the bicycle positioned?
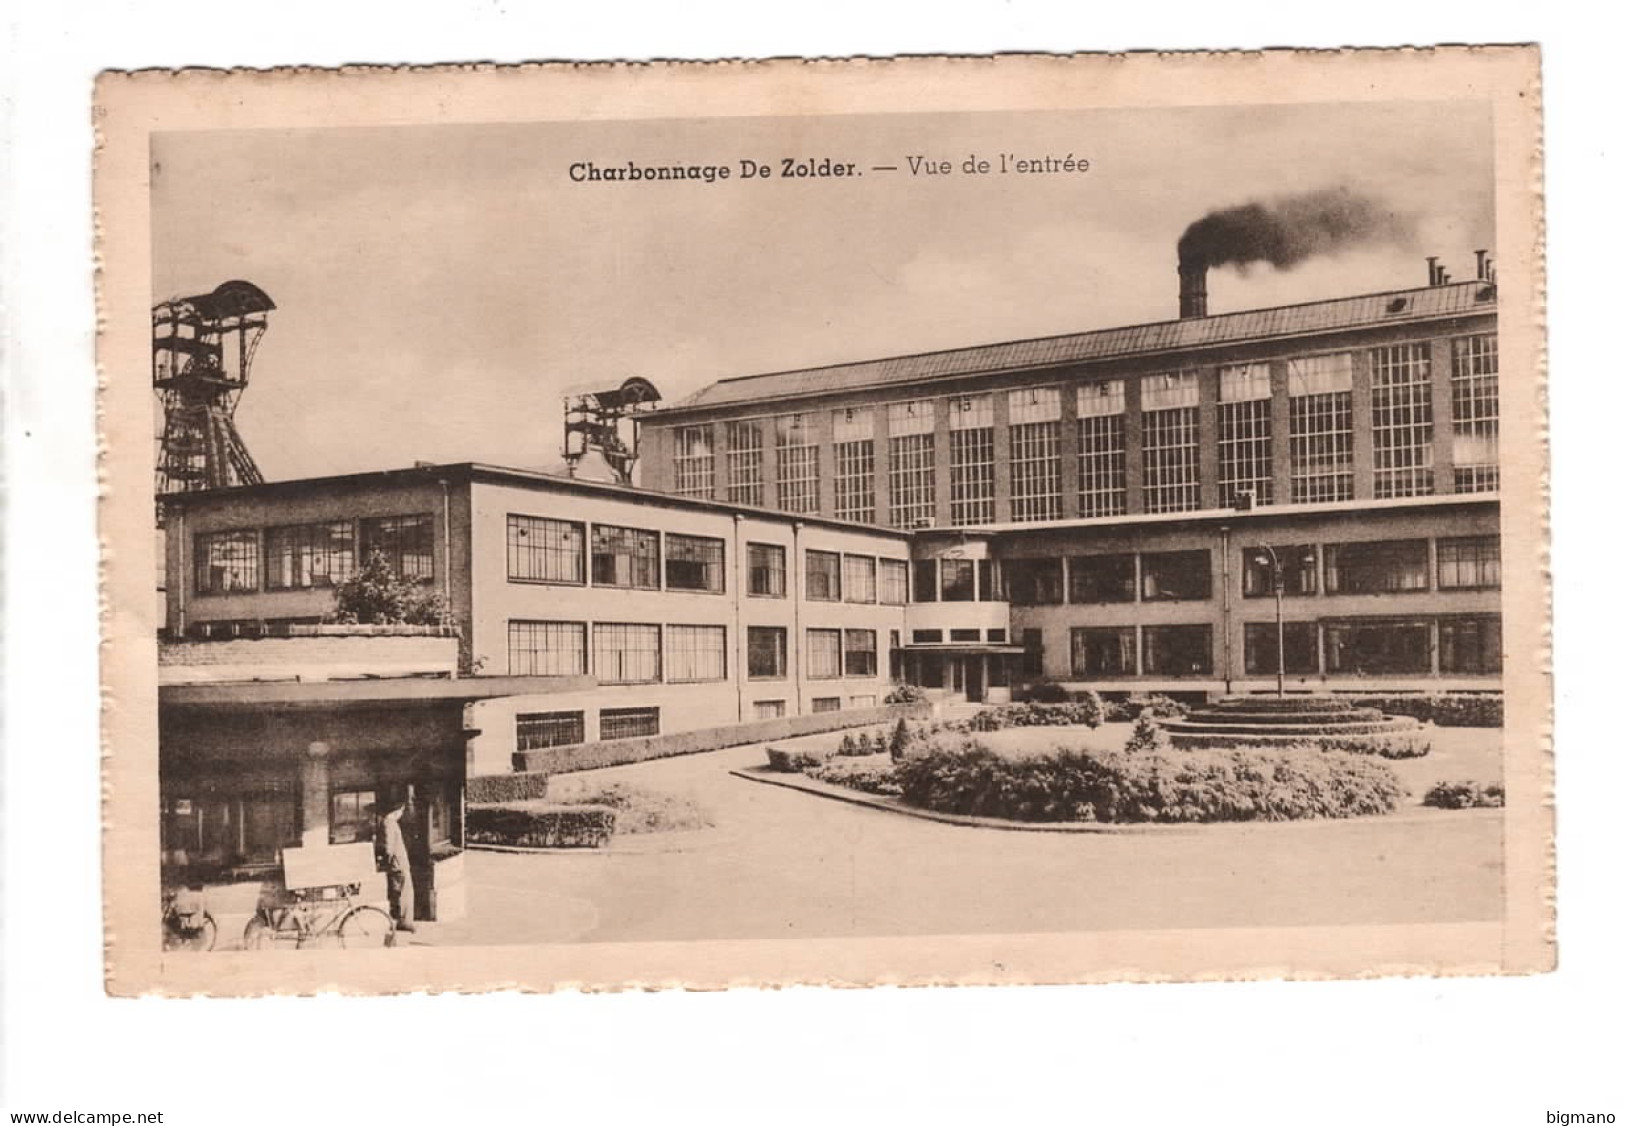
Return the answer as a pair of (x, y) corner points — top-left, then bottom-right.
(162, 886), (217, 952)
(242, 882), (395, 950)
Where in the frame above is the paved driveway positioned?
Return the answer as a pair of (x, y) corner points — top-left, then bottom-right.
(425, 742), (1504, 947)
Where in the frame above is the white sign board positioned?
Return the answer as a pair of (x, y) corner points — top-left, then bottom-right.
(280, 842), (378, 891)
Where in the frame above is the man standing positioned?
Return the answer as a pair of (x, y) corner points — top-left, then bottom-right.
(378, 797), (415, 934)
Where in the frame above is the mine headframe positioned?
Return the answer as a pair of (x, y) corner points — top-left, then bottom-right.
(562, 376), (662, 485)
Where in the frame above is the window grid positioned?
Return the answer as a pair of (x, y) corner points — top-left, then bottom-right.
(806, 629), (842, 679)
(194, 530), (260, 594)
(775, 416), (820, 514)
(666, 625), (727, 683)
(747, 542), (786, 598)
(590, 524), (660, 589)
(1289, 392), (1355, 503)
(592, 623), (662, 684)
(1141, 406), (1201, 514)
(516, 712), (586, 751)
(266, 522), (354, 590)
(842, 555), (877, 603)
(1010, 420), (1062, 522)
(673, 426), (715, 499)
(833, 440), (876, 523)
(360, 514), (435, 581)
(1371, 343), (1435, 498)
(843, 629), (878, 678)
(1452, 335), (1500, 493)
(600, 708), (660, 740)
(879, 559), (909, 605)
(508, 620), (587, 677)
(805, 550), (841, 601)
(949, 427), (996, 525)
(508, 515), (584, 584)
(888, 433), (936, 528)
(1437, 536), (1501, 590)
(664, 534), (725, 593)
(747, 627), (787, 680)
(1218, 399), (1273, 507)
(1078, 414), (1127, 518)
(726, 421), (765, 506)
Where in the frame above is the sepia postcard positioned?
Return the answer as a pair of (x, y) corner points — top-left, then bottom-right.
(97, 49), (1550, 996)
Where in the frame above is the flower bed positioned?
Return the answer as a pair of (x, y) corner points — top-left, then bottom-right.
(1348, 694), (1503, 728)
(1421, 780), (1506, 809)
(965, 700), (1104, 731)
(806, 754), (903, 797)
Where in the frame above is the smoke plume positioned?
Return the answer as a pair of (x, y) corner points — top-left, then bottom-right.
(1177, 188), (1417, 273)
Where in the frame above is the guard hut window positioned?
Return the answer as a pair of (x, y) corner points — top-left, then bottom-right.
(1009, 387), (1063, 522)
(887, 400), (936, 528)
(1077, 381), (1127, 518)
(747, 542), (786, 598)
(1287, 353), (1355, 503)
(508, 515), (584, 585)
(194, 529), (260, 594)
(591, 524), (660, 589)
(1218, 364), (1273, 506)
(948, 394), (996, 526)
(775, 414), (820, 514)
(1451, 335), (1500, 493)
(726, 420), (765, 506)
(673, 425), (715, 499)
(266, 521), (354, 590)
(1141, 373), (1201, 514)
(665, 534), (725, 593)
(1370, 343), (1435, 498)
(329, 789), (377, 845)
(832, 407), (877, 524)
(361, 514), (435, 582)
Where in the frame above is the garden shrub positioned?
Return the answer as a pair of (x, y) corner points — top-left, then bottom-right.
(807, 755), (903, 797)
(1123, 713), (1167, 754)
(885, 684), (929, 705)
(1350, 694), (1503, 728)
(888, 718), (914, 762)
(962, 702), (1103, 732)
(1422, 780), (1506, 809)
(893, 744), (1406, 824)
(1168, 731), (1431, 759)
(1025, 681), (1073, 704)
(465, 802), (617, 848)
(1128, 694), (1192, 720)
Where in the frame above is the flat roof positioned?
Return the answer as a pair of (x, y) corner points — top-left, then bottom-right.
(160, 674), (592, 710)
(656, 280), (1497, 416)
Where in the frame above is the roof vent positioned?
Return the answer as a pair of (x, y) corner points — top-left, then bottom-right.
(1386, 297), (1409, 314)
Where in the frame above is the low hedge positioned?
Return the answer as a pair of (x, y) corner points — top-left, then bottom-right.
(1103, 694), (1193, 722)
(1349, 694), (1503, 728)
(765, 747), (834, 773)
(893, 743), (1406, 823)
(807, 755), (903, 797)
(965, 700), (1103, 732)
(1422, 780), (1506, 809)
(465, 802), (617, 849)
(466, 771), (551, 804)
(1168, 730), (1431, 759)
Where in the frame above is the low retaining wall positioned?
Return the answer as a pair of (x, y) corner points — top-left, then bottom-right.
(510, 702), (931, 776)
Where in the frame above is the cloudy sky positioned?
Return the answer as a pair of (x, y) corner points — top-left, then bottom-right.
(151, 101), (1495, 480)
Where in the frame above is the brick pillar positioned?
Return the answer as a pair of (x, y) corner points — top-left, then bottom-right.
(814, 410), (836, 520)
(1197, 366), (1221, 509)
(1270, 359), (1294, 505)
(1351, 348), (1375, 500)
(301, 741), (333, 848)
(761, 419), (780, 511)
(933, 398), (954, 527)
(872, 409), (892, 526)
(1123, 376), (1145, 515)
(1058, 382), (1081, 520)
(1430, 336), (1457, 494)
(992, 391), (1013, 524)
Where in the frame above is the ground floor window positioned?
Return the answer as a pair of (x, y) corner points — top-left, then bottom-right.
(517, 710), (586, 751)
(748, 626), (788, 679)
(1440, 615), (1503, 674)
(600, 707), (660, 740)
(593, 623), (662, 684)
(1324, 619), (1431, 675)
(666, 624), (728, 683)
(1071, 627), (1136, 677)
(753, 700), (787, 720)
(811, 697), (842, 713)
(1142, 625), (1213, 676)
(806, 629), (842, 679)
(329, 789), (377, 845)
(1243, 622), (1320, 675)
(162, 791), (300, 869)
(844, 629), (878, 677)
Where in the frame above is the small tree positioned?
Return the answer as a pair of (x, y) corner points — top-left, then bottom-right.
(888, 717), (912, 762)
(1123, 713), (1167, 755)
(331, 550), (448, 625)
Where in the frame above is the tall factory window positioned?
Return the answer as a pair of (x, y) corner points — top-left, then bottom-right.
(194, 529), (260, 594)
(1437, 535), (1501, 590)
(1141, 372), (1200, 513)
(593, 622), (662, 684)
(1140, 550), (1212, 601)
(775, 414), (820, 514)
(1142, 625), (1213, 676)
(1440, 615), (1503, 674)
(842, 554), (877, 603)
(1070, 627), (1136, 677)
(360, 514), (435, 581)
(1287, 353), (1355, 503)
(726, 420), (765, 506)
(507, 620), (587, 677)
(507, 514), (584, 584)
(1371, 343), (1435, 498)
(1241, 544), (1319, 597)
(600, 707), (661, 740)
(516, 711), (586, 752)
(806, 628), (843, 679)
(1324, 619), (1431, 675)
(1218, 363), (1274, 506)
(747, 626), (788, 679)
(948, 394), (996, 525)
(832, 407), (876, 523)
(590, 524), (660, 589)
(664, 534), (725, 593)
(666, 625), (728, 683)
(266, 521), (354, 590)
(887, 400), (936, 528)
(805, 549), (842, 601)
(940, 558), (976, 602)
(879, 559), (909, 605)
(844, 630), (878, 678)
(1004, 557), (1063, 606)
(1009, 387), (1063, 522)
(1323, 539), (1429, 595)
(1452, 335), (1500, 493)
(1068, 553), (1136, 604)
(1243, 623), (1320, 675)
(747, 542), (786, 598)
(1077, 380), (1128, 518)
(673, 425), (715, 499)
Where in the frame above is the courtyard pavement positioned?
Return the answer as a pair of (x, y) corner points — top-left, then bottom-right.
(421, 735), (1505, 947)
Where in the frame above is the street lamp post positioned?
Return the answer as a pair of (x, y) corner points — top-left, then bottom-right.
(1253, 546), (1286, 699)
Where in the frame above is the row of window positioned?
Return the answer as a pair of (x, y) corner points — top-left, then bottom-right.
(1000, 536), (1499, 607)
(670, 335), (1499, 524)
(1023, 614), (1502, 679)
(508, 515), (726, 593)
(194, 514), (435, 595)
(516, 706), (662, 750)
(507, 621), (881, 683)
